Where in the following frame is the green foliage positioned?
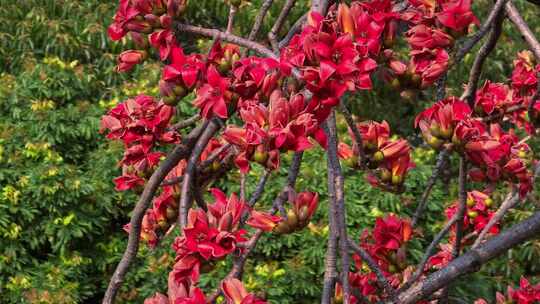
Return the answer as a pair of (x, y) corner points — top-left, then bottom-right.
(1, 0), (540, 303)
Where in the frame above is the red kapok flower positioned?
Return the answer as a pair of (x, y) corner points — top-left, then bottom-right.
(193, 65), (232, 119)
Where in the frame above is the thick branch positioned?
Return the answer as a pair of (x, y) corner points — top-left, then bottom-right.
(394, 210), (540, 304)
(324, 112), (352, 303)
(102, 123), (206, 304)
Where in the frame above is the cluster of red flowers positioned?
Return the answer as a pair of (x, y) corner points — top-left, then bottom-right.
(382, 0), (477, 98)
(109, 0), (187, 71)
(223, 90), (326, 173)
(102, 0), (540, 302)
(100, 95), (180, 191)
(165, 189), (249, 303)
(247, 191), (319, 234)
(510, 51), (540, 133)
(339, 120), (414, 193)
(416, 95), (535, 197)
(336, 215), (413, 303)
(475, 277), (540, 304)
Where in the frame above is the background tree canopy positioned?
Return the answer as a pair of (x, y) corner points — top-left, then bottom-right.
(1, 0), (539, 303)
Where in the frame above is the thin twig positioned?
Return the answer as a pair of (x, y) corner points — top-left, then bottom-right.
(412, 149), (450, 227)
(247, 170), (271, 207)
(453, 0), (509, 66)
(247, 0), (274, 41)
(400, 214), (460, 292)
(505, 1), (540, 60)
(226, 5), (237, 34)
(339, 103), (366, 167)
(278, 13), (307, 49)
(240, 173), (247, 202)
(472, 188), (519, 249)
(199, 143), (233, 170)
(170, 114), (201, 131)
(347, 239), (398, 299)
(206, 153), (303, 303)
(440, 157), (467, 303)
(461, 11), (506, 106)
(268, 0), (297, 53)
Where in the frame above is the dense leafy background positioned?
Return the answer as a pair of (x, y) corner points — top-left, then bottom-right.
(1, 0), (539, 303)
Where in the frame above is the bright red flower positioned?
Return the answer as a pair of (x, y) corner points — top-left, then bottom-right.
(436, 0), (478, 32)
(410, 48), (449, 87)
(149, 29), (177, 60)
(108, 0), (146, 40)
(193, 65), (232, 119)
(406, 24), (453, 50)
(474, 81), (512, 116)
(163, 45), (205, 89)
(113, 174), (145, 191)
(372, 214), (412, 251)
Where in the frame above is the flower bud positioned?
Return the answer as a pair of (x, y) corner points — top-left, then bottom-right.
(130, 32), (149, 49)
(273, 221), (291, 234)
(166, 206), (176, 220)
(373, 151), (384, 162)
(286, 209), (298, 229)
(253, 146), (268, 165)
(391, 174), (403, 185)
(467, 210), (478, 218)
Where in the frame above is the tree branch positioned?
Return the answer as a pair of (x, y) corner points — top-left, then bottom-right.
(461, 10), (506, 106)
(412, 149), (449, 227)
(471, 188), (519, 249)
(179, 119), (222, 228)
(453, 0), (509, 66)
(324, 112), (352, 303)
(505, 1), (540, 60)
(347, 239), (398, 299)
(175, 23), (277, 59)
(102, 123), (207, 304)
(268, 0), (296, 53)
(170, 114), (201, 131)
(247, 0), (274, 41)
(339, 103), (366, 168)
(393, 210), (540, 304)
